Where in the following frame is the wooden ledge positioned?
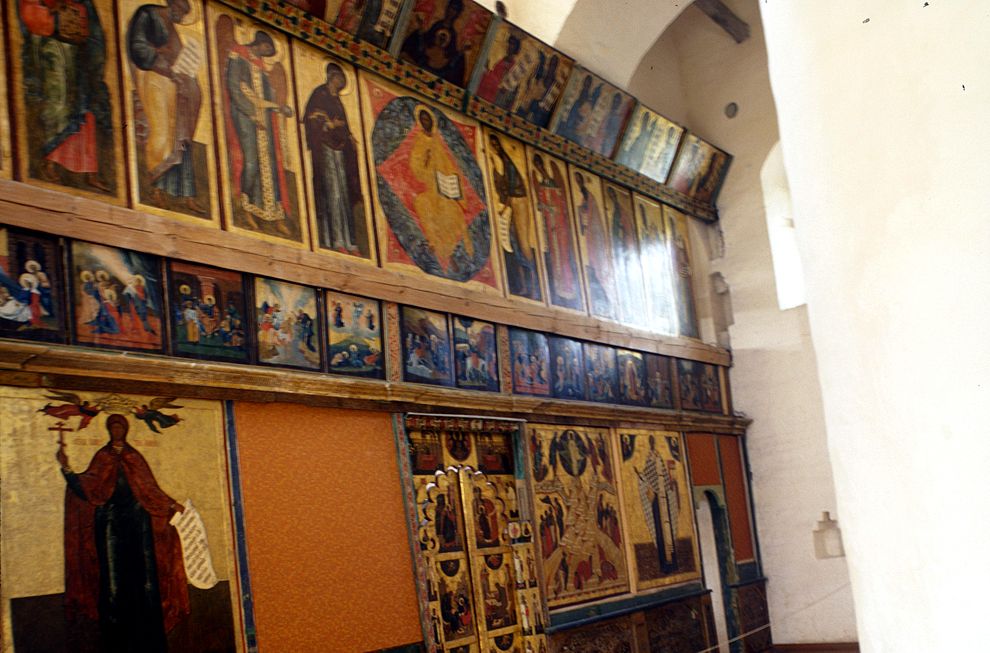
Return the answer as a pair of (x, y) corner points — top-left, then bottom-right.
(0, 179), (731, 366)
(0, 341), (749, 433)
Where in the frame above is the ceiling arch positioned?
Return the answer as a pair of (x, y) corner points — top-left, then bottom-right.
(475, 0), (691, 88)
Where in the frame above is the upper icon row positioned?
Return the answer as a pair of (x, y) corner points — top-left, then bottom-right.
(2, 0), (716, 337)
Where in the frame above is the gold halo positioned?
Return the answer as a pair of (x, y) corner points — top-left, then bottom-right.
(95, 270), (110, 282)
(131, 274), (146, 285)
(414, 104), (434, 127)
(24, 260), (40, 273)
(179, 284), (192, 295)
(80, 270), (95, 283)
(176, 0), (202, 27)
(104, 288), (118, 302)
(204, 295), (216, 305)
(325, 61), (353, 96)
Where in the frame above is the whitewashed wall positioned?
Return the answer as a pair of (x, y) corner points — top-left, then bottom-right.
(761, 1), (990, 650)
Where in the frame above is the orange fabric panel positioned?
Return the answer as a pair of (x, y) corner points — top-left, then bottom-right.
(718, 435), (756, 562)
(685, 433), (721, 486)
(234, 403), (421, 652)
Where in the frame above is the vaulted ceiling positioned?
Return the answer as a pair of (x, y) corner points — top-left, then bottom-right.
(476, 0), (693, 87)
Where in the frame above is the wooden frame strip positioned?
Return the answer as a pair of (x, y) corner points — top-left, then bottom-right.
(0, 341), (747, 434)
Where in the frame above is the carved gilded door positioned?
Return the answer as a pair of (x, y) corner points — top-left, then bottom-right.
(404, 417), (549, 653)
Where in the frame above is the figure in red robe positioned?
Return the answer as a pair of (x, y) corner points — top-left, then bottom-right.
(476, 33), (520, 109)
(531, 154), (583, 311)
(57, 413), (188, 651)
(18, 0), (113, 191)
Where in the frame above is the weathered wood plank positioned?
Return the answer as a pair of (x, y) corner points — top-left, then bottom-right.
(695, 0), (751, 43)
(0, 341), (748, 434)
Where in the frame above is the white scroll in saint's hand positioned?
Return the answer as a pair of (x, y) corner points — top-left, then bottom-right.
(169, 499), (219, 590)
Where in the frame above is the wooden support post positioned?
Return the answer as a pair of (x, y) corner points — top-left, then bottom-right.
(694, 0), (751, 44)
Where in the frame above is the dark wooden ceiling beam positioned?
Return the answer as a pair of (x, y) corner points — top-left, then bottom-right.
(694, 0), (751, 43)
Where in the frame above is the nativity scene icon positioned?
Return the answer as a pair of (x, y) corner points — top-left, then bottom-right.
(38, 391), (220, 651)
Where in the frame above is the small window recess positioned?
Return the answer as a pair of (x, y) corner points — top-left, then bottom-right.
(761, 142), (806, 310)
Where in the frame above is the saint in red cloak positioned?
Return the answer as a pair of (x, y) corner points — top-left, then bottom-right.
(59, 413), (188, 649)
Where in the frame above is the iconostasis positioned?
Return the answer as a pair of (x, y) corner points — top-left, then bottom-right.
(1, 0), (730, 350)
(0, 0), (768, 651)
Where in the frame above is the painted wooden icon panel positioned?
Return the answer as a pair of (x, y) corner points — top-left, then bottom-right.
(514, 48), (573, 129)
(549, 615), (637, 653)
(119, 0), (220, 224)
(677, 359), (723, 414)
(281, 0), (328, 18)
(667, 133), (732, 204)
(645, 594), (714, 652)
(460, 467), (522, 649)
(582, 342), (618, 403)
(471, 19), (574, 127)
(332, 0), (405, 49)
(7, 0), (126, 203)
(411, 438), (478, 650)
(0, 7), (10, 178)
(326, 291), (385, 378)
(614, 104), (684, 184)
(569, 167), (620, 322)
(527, 148), (586, 313)
(360, 73), (502, 294)
(453, 316), (499, 392)
(292, 43), (377, 263)
(70, 241), (164, 352)
(1, 388), (249, 652)
(644, 353), (675, 410)
(253, 276), (322, 370)
(634, 195), (677, 335)
(405, 418), (548, 653)
(400, 305), (454, 386)
(0, 226), (66, 343)
(665, 205), (700, 338)
(602, 181), (648, 328)
(167, 260), (251, 363)
(548, 67), (635, 158)
(548, 335), (584, 401)
(508, 328), (549, 397)
(616, 349), (649, 407)
(528, 424), (629, 608)
(392, 0), (493, 89)
(617, 429), (700, 591)
(323, 0), (346, 22)
(483, 129), (546, 305)
(207, 3), (309, 247)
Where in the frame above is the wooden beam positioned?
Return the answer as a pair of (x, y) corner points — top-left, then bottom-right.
(0, 341), (750, 435)
(694, 0), (751, 44)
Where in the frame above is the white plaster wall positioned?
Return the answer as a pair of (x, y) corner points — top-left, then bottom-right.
(627, 31), (689, 126)
(553, 0), (689, 85)
(628, 0), (858, 644)
(760, 2), (990, 651)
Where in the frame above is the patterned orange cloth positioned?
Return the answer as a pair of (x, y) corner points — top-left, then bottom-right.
(234, 403), (421, 652)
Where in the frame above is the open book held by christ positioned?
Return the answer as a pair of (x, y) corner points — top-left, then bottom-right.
(435, 170), (462, 200)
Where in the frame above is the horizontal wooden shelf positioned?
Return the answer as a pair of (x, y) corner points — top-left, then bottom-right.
(0, 341), (748, 434)
(0, 179), (731, 366)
